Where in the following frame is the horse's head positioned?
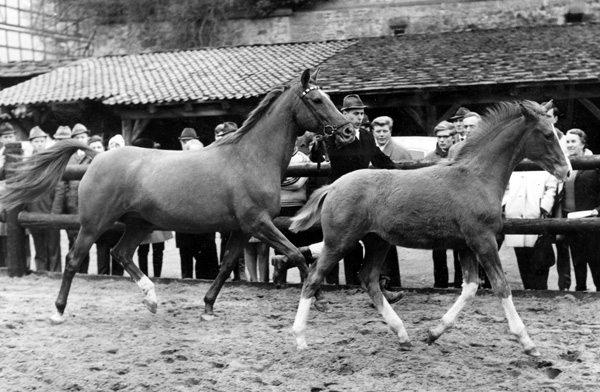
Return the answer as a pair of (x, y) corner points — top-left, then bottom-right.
(520, 100), (572, 182)
(519, 101), (572, 181)
(294, 68), (353, 140)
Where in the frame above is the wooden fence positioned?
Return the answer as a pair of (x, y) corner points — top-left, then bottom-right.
(5, 148), (600, 277)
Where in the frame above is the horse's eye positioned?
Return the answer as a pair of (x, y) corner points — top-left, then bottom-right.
(313, 98), (323, 104)
(545, 133), (554, 141)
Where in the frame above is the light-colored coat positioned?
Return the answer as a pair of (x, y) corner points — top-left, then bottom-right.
(503, 171), (558, 247)
(380, 138), (412, 161)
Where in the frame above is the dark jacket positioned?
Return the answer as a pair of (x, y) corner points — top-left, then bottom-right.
(569, 169), (600, 212)
(315, 128), (398, 183)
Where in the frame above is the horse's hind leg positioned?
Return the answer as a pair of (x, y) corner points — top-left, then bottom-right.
(292, 241), (348, 349)
(359, 234), (410, 347)
(110, 219), (155, 313)
(51, 225), (99, 324)
(203, 230), (251, 320)
(476, 238), (539, 357)
(427, 248), (479, 344)
(253, 219), (329, 311)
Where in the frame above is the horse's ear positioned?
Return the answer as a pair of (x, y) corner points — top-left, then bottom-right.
(541, 100), (553, 111)
(519, 102), (535, 120)
(301, 69), (311, 89)
(312, 67), (321, 83)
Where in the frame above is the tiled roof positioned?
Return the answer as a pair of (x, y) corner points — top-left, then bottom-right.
(0, 59), (77, 78)
(1, 22), (600, 107)
(317, 23), (600, 93)
(0, 40), (356, 106)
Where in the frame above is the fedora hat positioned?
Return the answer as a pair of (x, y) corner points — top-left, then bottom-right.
(341, 94), (367, 111)
(0, 122), (15, 136)
(179, 127), (198, 140)
(71, 123), (89, 137)
(28, 126), (48, 140)
(54, 125), (72, 140)
(449, 107), (471, 122)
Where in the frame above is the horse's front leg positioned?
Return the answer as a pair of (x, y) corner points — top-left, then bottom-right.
(476, 239), (539, 357)
(359, 234), (410, 348)
(202, 231), (251, 321)
(254, 219), (329, 312)
(427, 247), (479, 343)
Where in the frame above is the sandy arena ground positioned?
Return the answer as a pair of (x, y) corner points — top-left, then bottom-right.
(0, 236), (599, 391)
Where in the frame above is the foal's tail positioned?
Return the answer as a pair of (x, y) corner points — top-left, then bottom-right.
(0, 140), (95, 210)
(289, 184), (333, 232)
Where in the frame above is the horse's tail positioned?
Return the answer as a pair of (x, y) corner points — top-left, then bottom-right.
(289, 184), (333, 233)
(0, 140), (95, 211)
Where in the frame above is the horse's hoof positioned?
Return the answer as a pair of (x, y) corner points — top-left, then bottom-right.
(384, 290), (406, 305)
(525, 347), (541, 357)
(399, 341), (413, 351)
(201, 313), (216, 321)
(314, 299), (332, 313)
(426, 329), (439, 345)
(49, 311), (65, 325)
(143, 299), (158, 314)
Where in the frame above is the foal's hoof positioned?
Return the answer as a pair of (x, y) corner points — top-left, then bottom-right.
(525, 347), (541, 357)
(399, 341), (413, 351)
(49, 311), (65, 325)
(314, 299), (332, 313)
(426, 329), (440, 345)
(143, 299), (158, 314)
(201, 313), (216, 321)
(384, 290), (406, 305)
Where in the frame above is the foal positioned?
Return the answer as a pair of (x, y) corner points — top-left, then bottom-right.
(289, 101), (571, 356)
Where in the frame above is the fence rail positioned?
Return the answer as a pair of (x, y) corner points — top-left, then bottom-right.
(5, 153), (600, 277)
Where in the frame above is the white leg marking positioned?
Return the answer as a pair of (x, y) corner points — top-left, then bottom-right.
(430, 282), (478, 339)
(49, 310), (66, 325)
(380, 299), (409, 343)
(501, 296), (537, 355)
(137, 276), (158, 313)
(292, 297), (312, 350)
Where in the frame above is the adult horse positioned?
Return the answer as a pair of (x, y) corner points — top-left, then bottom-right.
(289, 100), (571, 356)
(0, 68), (351, 323)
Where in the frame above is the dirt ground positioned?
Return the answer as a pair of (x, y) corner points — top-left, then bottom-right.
(1, 239), (600, 392)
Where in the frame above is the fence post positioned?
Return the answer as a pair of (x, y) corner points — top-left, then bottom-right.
(5, 142), (27, 277)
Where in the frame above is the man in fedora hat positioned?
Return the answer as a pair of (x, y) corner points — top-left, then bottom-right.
(298, 94), (404, 301)
(71, 123), (90, 144)
(449, 106), (471, 143)
(179, 127), (203, 150)
(28, 126), (48, 154)
(25, 126), (62, 272)
(56, 124), (93, 274)
(212, 121), (247, 280)
(53, 125), (72, 141)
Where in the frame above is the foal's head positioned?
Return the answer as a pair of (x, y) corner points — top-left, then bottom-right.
(293, 68), (353, 141)
(519, 100), (571, 181)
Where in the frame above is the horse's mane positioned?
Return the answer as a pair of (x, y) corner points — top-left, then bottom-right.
(212, 85), (288, 146)
(453, 100), (543, 160)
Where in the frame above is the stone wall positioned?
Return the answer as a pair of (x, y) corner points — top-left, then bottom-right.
(223, 0), (594, 46)
(85, 0), (597, 55)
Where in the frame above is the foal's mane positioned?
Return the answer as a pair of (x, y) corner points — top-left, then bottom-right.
(453, 100), (542, 160)
(212, 85), (288, 146)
